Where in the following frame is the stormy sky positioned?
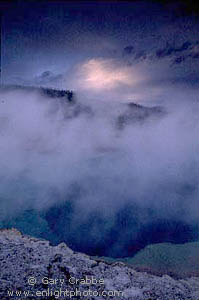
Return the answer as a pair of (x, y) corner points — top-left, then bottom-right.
(0, 1), (199, 257)
(2, 0), (199, 104)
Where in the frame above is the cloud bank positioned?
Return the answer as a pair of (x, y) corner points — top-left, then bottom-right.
(0, 84), (199, 256)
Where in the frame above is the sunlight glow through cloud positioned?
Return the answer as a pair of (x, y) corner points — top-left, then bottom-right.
(76, 58), (138, 92)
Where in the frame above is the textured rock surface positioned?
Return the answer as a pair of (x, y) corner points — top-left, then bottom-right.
(0, 229), (199, 300)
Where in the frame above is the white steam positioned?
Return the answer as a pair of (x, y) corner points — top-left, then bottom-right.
(0, 86), (199, 226)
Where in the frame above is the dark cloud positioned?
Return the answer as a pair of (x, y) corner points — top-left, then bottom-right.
(34, 71), (64, 86)
(172, 56), (186, 64)
(2, 0), (199, 87)
(156, 41), (192, 58)
(123, 46), (134, 56)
